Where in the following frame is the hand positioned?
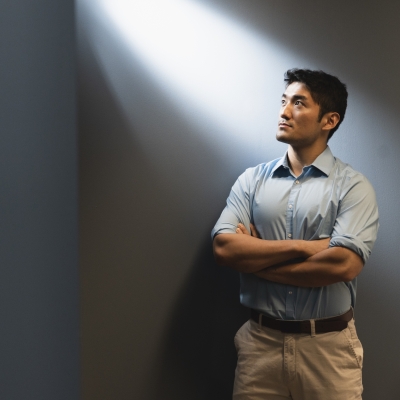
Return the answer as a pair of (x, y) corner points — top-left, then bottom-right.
(236, 223), (261, 238)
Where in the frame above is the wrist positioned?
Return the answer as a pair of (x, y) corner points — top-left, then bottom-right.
(299, 240), (313, 258)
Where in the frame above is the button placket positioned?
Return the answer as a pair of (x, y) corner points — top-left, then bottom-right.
(285, 178), (301, 319)
(286, 287), (295, 318)
(286, 178), (301, 240)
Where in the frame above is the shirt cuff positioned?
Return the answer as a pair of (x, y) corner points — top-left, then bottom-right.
(211, 224), (238, 240)
(329, 234), (371, 263)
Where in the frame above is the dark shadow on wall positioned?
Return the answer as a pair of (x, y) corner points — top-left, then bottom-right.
(353, 247), (400, 400)
(149, 237), (248, 400)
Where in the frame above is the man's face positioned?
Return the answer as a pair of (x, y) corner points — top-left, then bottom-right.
(276, 82), (326, 148)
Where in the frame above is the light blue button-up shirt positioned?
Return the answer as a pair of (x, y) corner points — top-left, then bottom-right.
(212, 147), (379, 320)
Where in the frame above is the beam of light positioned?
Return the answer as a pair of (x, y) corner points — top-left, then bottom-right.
(83, 0), (296, 152)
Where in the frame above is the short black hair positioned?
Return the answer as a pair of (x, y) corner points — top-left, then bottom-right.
(284, 69), (348, 139)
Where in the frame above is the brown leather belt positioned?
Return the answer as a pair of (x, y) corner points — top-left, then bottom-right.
(250, 308), (353, 334)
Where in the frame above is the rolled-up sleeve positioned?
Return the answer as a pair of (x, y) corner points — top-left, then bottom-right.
(329, 176), (379, 263)
(211, 169), (254, 239)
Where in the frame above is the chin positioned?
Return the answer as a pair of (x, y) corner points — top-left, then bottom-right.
(276, 132), (291, 144)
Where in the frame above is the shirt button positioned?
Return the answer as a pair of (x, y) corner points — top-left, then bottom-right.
(295, 180), (300, 184)
(288, 234), (292, 238)
(289, 291), (292, 294)
(288, 204), (293, 209)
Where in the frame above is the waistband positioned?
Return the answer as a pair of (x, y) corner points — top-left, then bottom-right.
(250, 308), (353, 334)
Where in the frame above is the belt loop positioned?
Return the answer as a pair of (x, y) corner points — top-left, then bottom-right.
(258, 313), (263, 331)
(310, 319), (316, 337)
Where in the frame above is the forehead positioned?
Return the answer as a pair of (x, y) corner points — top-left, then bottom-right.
(283, 82), (314, 101)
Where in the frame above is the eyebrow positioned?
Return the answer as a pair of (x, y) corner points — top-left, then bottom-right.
(281, 94), (308, 101)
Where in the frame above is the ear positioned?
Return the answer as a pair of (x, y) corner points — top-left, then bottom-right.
(321, 112), (340, 132)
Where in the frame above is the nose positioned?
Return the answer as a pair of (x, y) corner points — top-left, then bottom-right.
(280, 102), (291, 120)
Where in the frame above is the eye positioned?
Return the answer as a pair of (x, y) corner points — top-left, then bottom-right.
(281, 99), (286, 105)
(295, 100), (302, 106)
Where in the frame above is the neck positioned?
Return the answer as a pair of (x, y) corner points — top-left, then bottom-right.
(287, 144), (327, 176)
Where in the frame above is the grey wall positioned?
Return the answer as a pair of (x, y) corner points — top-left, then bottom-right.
(0, 1), (80, 399)
(78, 1), (400, 399)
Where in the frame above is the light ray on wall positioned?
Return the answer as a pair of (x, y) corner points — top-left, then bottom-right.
(84, 0), (296, 151)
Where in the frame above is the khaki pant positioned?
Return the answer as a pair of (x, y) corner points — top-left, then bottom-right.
(233, 318), (363, 400)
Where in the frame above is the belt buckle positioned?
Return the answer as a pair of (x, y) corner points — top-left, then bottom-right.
(280, 320), (302, 333)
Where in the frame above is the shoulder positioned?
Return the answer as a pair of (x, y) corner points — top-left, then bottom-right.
(333, 157), (376, 197)
(240, 157), (282, 181)
(232, 157), (282, 194)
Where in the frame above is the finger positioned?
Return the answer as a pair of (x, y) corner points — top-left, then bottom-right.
(250, 223), (261, 238)
(235, 228), (243, 234)
(237, 223), (250, 235)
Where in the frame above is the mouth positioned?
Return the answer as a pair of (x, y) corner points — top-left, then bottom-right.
(278, 121), (291, 128)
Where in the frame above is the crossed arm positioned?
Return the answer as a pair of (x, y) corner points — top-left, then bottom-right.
(213, 224), (364, 287)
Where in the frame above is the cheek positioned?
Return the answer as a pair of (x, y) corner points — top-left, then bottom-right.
(300, 116), (318, 129)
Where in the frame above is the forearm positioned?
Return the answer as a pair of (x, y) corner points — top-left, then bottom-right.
(213, 233), (323, 273)
(255, 246), (364, 287)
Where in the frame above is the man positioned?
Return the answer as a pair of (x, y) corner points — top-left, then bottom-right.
(212, 69), (379, 400)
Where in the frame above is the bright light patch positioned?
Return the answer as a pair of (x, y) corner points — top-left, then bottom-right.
(85, 0), (293, 149)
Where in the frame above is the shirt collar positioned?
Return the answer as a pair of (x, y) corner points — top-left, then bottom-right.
(270, 154), (288, 175)
(310, 146), (335, 176)
(271, 146), (335, 177)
